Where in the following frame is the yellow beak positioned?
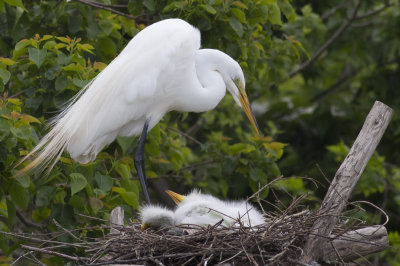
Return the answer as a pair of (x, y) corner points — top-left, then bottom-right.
(165, 190), (184, 204)
(239, 90), (261, 136)
(141, 223), (149, 230)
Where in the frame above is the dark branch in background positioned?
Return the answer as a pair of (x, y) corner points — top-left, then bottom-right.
(16, 209), (44, 230)
(288, 0), (392, 78)
(321, 2), (350, 20)
(73, 0), (136, 20)
(288, 1), (362, 78)
(310, 64), (359, 102)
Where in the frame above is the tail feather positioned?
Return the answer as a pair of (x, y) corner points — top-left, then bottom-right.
(15, 80), (92, 176)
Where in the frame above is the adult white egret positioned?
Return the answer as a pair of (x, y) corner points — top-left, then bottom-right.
(166, 190), (265, 228)
(19, 18), (261, 204)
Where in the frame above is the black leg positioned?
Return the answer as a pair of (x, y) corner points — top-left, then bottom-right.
(134, 118), (151, 204)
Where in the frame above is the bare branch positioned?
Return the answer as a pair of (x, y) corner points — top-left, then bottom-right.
(299, 101), (393, 263)
(73, 0), (136, 20)
(21, 244), (89, 262)
(289, 0), (392, 78)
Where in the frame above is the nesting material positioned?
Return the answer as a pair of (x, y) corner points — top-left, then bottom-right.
(10, 193), (385, 266)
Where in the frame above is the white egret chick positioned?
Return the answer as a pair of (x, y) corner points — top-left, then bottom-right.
(19, 18), (261, 204)
(140, 205), (176, 230)
(166, 190), (265, 228)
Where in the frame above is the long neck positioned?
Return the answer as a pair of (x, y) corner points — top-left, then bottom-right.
(190, 49), (232, 111)
(174, 49), (234, 113)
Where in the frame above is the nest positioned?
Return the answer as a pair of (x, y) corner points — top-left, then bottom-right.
(8, 192), (375, 266)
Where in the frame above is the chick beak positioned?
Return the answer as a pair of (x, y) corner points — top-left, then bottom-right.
(141, 223), (149, 230)
(165, 190), (184, 204)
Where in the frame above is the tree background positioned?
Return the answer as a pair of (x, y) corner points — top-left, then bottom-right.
(0, 0), (399, 264)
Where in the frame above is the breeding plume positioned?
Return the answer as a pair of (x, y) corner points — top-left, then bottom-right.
(20, 19), (260, 204)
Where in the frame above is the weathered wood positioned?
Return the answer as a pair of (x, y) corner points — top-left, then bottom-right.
(300, 101), (393, 263)
(110, 206), (124, 234)
(322, 225), (389, 262)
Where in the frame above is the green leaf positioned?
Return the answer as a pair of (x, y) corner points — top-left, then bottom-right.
(229, 17), (243, 37)
(10, 125), (31, 140)
(35, 186), (56, 208)
(200, 4), (216, 14)
(228, 143), (255, 155)
(16, 174), (30, 188)
(6, 199), (16, 228)
(231, 8), (246, 22)
(117, 135), (136, 154)
(0, 69), (10, 85)
(3, 0), (26, 10)
(95, 172), (113, 192)
(32, 208), (51, 222)
(143, 0), (155, 11)
(120, 191), (139, 209)
(231, 1), (248, 9)
(278, 0), (296, 22)
(68, 195), (85, 211)
(9, 182), (29, 210)
(116, 163), (131, 179)
(267, 4), (282, 25)
(163, 1), (185, 12)
(28, 48), (47, 68)
(70, 173), (87, 196)
(99, 19), (114, 36)
(12, 39), (30, 60)
(121, 177), (139, 193)
(89, 197), (103, 213)
(55, 76), (69, 91)
(0, 119), (10, 141)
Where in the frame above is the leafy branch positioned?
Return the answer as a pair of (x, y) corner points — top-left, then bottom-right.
(288, 0), (392, 78)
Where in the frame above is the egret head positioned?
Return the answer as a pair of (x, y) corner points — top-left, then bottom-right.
(140, 205), (176, 230)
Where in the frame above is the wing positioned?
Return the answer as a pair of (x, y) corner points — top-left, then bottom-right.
(20, 19), (201, 173)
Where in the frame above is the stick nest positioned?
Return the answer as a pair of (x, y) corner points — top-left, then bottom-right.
(9, 192), (377, 266)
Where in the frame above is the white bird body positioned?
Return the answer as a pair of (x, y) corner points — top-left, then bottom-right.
(21, 18), (258, 175)
(168, 190), (265, 228)
(140, 191), (265, 230)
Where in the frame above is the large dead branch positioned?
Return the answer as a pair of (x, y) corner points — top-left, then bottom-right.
(300, 101), (393, 263)
(322, 225), (388, 262)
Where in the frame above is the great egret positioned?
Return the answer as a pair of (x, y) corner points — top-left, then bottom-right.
(19, 18), (261, 204)
(166, 190), (265, 228)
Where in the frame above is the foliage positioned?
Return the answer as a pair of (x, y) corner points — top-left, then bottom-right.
(0, 0), (399, 264)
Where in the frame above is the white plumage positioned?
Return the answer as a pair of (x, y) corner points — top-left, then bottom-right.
(20, 18), (259, 176)
(171, 190), (265, 228)
(140, 190), (265, 230)
(140, 205), (176, 229)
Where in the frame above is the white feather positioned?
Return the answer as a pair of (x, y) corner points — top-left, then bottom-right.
(19, 18), (248, 174)
(174, 190), (265, 228)
(140, 205), (176, 228)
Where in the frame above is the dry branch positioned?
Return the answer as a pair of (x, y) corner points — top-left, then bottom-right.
(300, 101), (393, 263)
(322, 225), (388, 262)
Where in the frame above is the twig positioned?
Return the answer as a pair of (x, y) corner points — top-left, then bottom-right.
(16, 209), (44, 229)
(21, 244), (89, 262)
(73, 0), (136, 20)
(288, 0), (361, 78)
(167, 126), (203, 145)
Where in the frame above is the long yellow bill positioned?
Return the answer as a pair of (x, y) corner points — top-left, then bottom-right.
(165, 190), (184, 204)
(239, 90), (261, 136)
